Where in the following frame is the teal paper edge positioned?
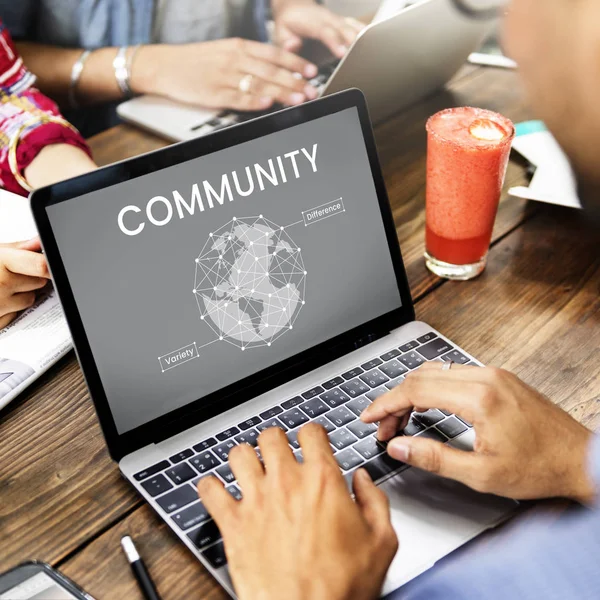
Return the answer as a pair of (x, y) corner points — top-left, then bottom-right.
(515, 120), (547, 137)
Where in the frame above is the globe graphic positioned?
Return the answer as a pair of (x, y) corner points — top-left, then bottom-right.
(193, 216), (307, 350)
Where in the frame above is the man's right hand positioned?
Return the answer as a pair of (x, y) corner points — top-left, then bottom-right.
(361, 363), (596, 504)
(133, 39), (320, 112)
(0, 238), (49, 329)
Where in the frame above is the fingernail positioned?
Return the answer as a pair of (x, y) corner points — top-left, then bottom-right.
(338, 45), (348, 56)
(304, 64), (318, 78)
(304, 85), (318, 100)
(292, 71), (303, 80)
(388, 439), (410, 462)
(259, 96), (273, 107)
(290, 92), (305, 105)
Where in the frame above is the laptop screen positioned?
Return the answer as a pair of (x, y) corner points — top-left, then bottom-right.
(46, 107), (402, 434)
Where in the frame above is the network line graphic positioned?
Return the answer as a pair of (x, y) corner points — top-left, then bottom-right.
(193, 215), (307, 350)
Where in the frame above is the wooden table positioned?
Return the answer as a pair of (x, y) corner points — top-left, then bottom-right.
(1, 65), (599, 599)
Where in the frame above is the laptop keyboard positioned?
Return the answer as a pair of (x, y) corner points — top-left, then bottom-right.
(189, 59), (341, 136)
(133, 331), (474, 570)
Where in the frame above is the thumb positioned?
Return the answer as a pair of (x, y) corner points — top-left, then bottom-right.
(353, 468), (393, 536)
(276, 23), (302, 53)
(387, 436), (478, 483)
(16, 237), (41, 252)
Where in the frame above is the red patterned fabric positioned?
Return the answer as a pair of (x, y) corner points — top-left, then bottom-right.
(0, 20), (91, 196)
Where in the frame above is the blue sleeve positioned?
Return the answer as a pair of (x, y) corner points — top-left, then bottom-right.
(395, 436), (600, 600)
(0, 0), (36, 39)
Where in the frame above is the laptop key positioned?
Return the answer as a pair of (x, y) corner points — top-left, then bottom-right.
(172, 501), (210, 531)
(294, 450), (304, 463)
(354, 437), (385, 460)
(418, 428), (448, 443)
(202, 541), (227, 568)
(299, 397), (330, 419)
(361, 358), (383, 370)
(313, 415), (336, 433)
(256, 418), (288, 433)
(399, 352), (425, 370)
(216, 427), (239, 442)
(237, 416), (262, 431)
(341, 366), (364, 380)
(363, 453), (405, 481)
(287, 428), (301, 449)
(379, 360), (408, 379)
(385, 376), (405, 390)
(281, 396), (304, 410)
(414, 409), (445, 427)
(322, 376), (344, 390)
(141, 474), (172, 497)
(347, 420), (378, 440)
(365, 387), (387, 401)
(216, 464), (235, 484)
(169, 449), (193, 464)
(213, 440), (237, 462)
(320, 388), (350, 408)
(399, 340), (419, 352)
(190, 451), (221, 473)
(193, 438), (217, 453)
(441, 349), (471, 365)
(165, 463), (197, 485)
(259, 406), (283, 420)
(227, 485), (243, 500)
(339, 378), (370, 398)
(436, 417), (468, 438)
(134, 460), (170, 482)
(417, 338), (454, 360)
(403, 418), (425, 436)
(188, 520), (221, 550)
(335, 448), (365, 471)
(345, 396), (371, 417)
(302, 386), (324, 400)
(156, 484), (197, 513)
(380, 349), (401, 361)
(329, 428), (358, 451)
(234, 428), (259, 447)
(325, 406), (356, 427)
(279, 408), (310, 429)
(417, 332), (438, 344)
(359, 369), (390, 388)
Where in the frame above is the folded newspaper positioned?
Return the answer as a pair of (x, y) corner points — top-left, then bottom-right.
(0, 190), (72, 410)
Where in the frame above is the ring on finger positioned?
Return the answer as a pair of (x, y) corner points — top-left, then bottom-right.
(442, 360), (454, 371)
(238, 74), (254, 93)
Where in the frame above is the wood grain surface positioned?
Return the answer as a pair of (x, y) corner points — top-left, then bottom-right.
(2, 63), (597, 600)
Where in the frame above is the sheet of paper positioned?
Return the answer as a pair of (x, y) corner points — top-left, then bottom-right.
(510, 122), (582, 209)
(0, 188), (38, 243)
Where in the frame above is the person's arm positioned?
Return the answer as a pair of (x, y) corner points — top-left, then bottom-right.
(362, 362), (596, 504)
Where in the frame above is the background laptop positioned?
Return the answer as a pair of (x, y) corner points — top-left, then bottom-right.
(116, 0), (492, 142)
(32, 90), (515, 598)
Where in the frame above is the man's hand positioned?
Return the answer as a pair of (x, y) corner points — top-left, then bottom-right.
(272, 0), (364, 58)
(134, 38), (319, 112)
(198, 424), (398, 600)
(0, 238), (49, 329)
(362, 363), (595, 504)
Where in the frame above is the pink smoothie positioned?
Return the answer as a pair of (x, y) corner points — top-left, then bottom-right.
(425, 107), (514, 265)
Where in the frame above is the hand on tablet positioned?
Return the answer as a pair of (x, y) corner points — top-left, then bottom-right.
(362, 363), (595, 504)
(0, 238), (49, 329)
(198, 424), (397, 600)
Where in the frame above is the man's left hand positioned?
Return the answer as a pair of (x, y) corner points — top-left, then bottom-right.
(198, 423), (398, 600)
(273, 0), (365, 58)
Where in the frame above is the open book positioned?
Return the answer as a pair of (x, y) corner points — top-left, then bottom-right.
(0, 190), (72, 410)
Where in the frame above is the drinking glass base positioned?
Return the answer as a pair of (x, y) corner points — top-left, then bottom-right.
(424, 251), (487, 281)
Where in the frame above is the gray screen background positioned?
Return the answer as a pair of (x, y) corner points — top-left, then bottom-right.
(48, 108), (402, 433)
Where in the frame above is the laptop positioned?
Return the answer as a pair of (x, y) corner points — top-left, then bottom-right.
(116, 0), (492, 142)
(32, 90), (515, 598)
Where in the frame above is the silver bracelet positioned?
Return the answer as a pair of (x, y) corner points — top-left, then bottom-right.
(113, 46), (131, 97)
(68, 49), (92, 109)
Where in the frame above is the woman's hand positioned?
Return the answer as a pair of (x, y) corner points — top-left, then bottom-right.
(273, 0), (365, 57)
(0, 238), (49, 329)
(361, 363), (595, 504)
(133, 38), (320, 111)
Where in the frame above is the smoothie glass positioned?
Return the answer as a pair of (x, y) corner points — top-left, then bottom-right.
(424, 107), (515, 280)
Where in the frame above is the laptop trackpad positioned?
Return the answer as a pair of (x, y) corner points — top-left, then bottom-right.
(379, 466), (517, 595)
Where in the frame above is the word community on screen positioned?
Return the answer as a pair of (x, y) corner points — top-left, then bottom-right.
(117, 144), (319, 236)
